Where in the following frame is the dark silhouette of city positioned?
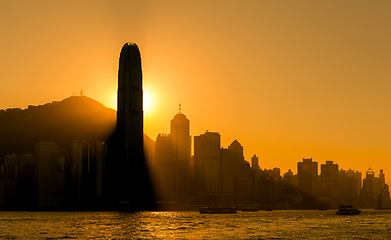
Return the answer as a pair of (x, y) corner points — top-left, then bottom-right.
(0, 43), (390, 211)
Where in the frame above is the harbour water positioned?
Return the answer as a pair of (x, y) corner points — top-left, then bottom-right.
(0, 209), (390, 239)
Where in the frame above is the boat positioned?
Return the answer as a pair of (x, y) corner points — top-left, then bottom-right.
(199, 206), (237, 214)
(336, 205), (361, 215)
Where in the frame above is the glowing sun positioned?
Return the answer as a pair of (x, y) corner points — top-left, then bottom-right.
(143, 88), (155, 116)
(109, 88), (155, 115)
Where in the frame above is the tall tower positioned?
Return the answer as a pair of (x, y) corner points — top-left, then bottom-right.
(117, 42), (143, 170)
(34, 141), (59, 206)
(194, 131), (221, 198)
(363, 168), (375, 201)
(114, 42), (154, 210)
(320, 161), (340, 200)
(170, 103), (190, 166)
(251, 154), (260, 171)
(297, 158), (319, 202)
(170, 103), (191, 200)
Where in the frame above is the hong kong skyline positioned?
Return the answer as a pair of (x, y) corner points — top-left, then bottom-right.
(0, 0), (390, 183)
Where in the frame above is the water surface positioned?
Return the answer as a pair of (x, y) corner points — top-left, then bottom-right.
(0, 209), (390, 239)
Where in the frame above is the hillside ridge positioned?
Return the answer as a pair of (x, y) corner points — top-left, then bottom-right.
(0, 96), (155, 162)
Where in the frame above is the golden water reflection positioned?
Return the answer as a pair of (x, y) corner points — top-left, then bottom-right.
(0, 210), (390, 239)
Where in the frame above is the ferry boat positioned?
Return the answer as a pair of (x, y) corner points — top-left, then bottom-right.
(336, 205), (361, 215)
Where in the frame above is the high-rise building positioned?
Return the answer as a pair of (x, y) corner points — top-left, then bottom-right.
(112, 42), (154, 210)
(227, 140), (256, 204)
(194, 131), (221, 195)
(0, 153), (19, 206)
(320, 161), (340, 201)
(251, 154), (260, 171)
(2, 153), (19, 179)
(379, 169), (385, 195)
(34, 141), (59, 205)
(194, 131), (220, 203)
(283, 169), (296, 187)
(170, 104), (191, 164)
(377, 170), (391, 208)
(153, 134), (176, 201)
(297, 158), (319, 202)
(117, 42), (144, 178)
(170, 104), (191, 200)
(363, 168), (375, 201)
(71, 140), (107, 204)
(18, 153), (35, 207)
(229, 140), (244, 176)
(19, 153), (34, 177)
(4, 153), (19, 165)
(71, 140), (88, 201)
(220, 148), (234, 204)
(345, 169), (361, 198)
(92, 141), (107, 201)
(194, 131), (234, 205)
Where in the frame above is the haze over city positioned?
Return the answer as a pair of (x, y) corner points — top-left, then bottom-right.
(1, 0), (390, 183)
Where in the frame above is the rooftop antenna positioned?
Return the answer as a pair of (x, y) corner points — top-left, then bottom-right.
(178, 99), (181, 114)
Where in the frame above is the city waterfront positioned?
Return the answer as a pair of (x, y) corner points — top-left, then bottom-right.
(0, 209), (390, 239)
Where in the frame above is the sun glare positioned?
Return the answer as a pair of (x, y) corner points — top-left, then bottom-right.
(109, 88), (155, 114)
(143, 88), (155, 115)
(111, 91), (118, 110)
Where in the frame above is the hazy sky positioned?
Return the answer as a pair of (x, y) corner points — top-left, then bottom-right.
(1, 0), (390, 182)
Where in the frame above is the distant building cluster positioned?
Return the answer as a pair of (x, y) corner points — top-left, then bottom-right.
(150, 110), (390, 210)
(1, 107), (389, 210)
(1, 141), (108, 209)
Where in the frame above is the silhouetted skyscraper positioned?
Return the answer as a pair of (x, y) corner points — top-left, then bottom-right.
(297, 158), (319, 202)
(320, 161), (340, 202)
(194, 132), (235, 205)
(363, 168), (375, 201)
(228, 140), (255, 204)
(112, 42), (154, 210)
(194, 131), (221, 198)
(34, 141), (59, 206)
(229, 140), (244, 176)
(170, 104), (191, 200)
(251, 154), (260, 171)
(117, 42), (143, 173)
(154, 134), (176, 200)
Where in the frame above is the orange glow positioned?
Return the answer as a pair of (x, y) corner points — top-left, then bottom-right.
(0, 1), (390, 183)
(110, 91), (118, 111)
(143, 87), (156, 116)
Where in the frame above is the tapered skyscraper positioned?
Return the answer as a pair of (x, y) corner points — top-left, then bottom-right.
(117, 42), (143, 172)
(113, 42), (154, 210)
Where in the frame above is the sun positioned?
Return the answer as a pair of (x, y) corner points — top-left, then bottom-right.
(143, 88), (155, 116)
(109, 88), (155, 114)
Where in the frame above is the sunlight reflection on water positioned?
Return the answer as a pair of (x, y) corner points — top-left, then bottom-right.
(0, 210), (390, 239)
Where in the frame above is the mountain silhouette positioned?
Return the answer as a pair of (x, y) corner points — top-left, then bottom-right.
(0, 96), (155, 163)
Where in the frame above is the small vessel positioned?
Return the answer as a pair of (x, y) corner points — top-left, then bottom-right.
(199, 206), (237, 214)
(336, 205), (361, 215)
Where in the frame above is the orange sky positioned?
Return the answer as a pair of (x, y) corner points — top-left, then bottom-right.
(1, 0), (390, 183)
